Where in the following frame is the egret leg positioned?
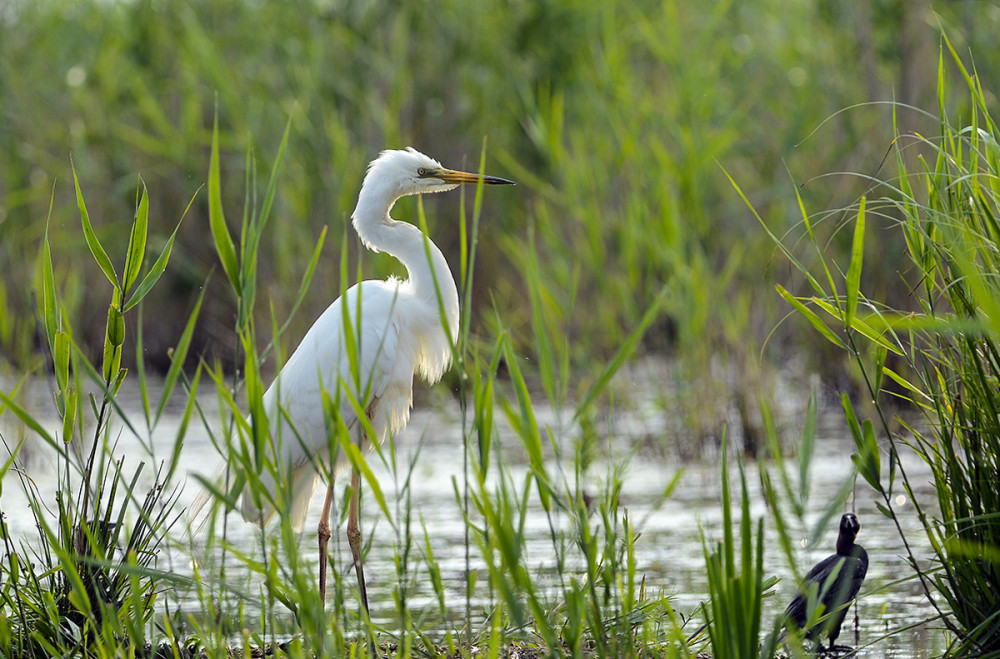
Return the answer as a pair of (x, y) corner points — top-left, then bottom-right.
(318, 478), (336, 606)
(347, 468), (370, 614)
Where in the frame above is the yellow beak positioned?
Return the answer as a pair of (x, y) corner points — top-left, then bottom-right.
(433, 168), (516, 186)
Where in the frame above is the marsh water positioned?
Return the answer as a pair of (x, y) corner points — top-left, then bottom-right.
(0, 368), (946, 657)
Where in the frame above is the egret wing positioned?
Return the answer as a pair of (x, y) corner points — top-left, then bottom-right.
(242, 280), (404, 528)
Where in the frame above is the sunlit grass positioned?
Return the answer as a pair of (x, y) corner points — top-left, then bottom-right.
(751, 39), (1000, 656)
(0, 114), (790, 659)
(4, 1), (993, 444)
(2, 2), (999, 655)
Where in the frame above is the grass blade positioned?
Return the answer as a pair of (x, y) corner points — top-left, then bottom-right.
(39, 190), (59, 349)
(0, 389), (57, 450)
(155, 283), (207, 424)
(123, 183), (149, 297)
(72, 160), (118, 289)
(775, 285), (847, 350)
(845, 196), (866, 329)
(124, 187), (200, 311)
(208, 111), (241, 294)
(573, 284), (669, 423)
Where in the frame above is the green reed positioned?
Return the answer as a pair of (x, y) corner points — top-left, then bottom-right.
(179, 115), (672, 657)
(5, 2), (996, 460)
(697, 439), (782, 659)
(746, 39), (1000, 656)
(0, 101), (896, 657)
(0, 166), (198, 656)
(6, 4), (978, 643)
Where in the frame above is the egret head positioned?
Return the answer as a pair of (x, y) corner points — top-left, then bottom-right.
(365, 147), (515, 198)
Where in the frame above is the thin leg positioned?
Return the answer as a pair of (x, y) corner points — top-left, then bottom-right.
(318, 478), (335, 606)
(347, 468), (370, 614)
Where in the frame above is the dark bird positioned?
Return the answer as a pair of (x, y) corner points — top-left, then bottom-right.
(784, 512), (869, 653)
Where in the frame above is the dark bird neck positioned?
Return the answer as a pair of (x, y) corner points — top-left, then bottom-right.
(836, 534), (856, 555)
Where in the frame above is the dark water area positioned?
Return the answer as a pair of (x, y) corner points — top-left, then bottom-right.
(0, 368), (947, 657)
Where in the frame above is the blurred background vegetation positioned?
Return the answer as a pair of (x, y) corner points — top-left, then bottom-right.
(2, 0), (999, 451)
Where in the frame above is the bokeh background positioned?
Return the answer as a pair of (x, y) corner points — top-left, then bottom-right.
(1, 0), (998, 451)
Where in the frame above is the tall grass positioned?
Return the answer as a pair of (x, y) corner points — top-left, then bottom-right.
(697, 439), (782, 659)
(174, 118), (683, 657)
(3, 1), (995, 455)
(0, 170), (197, 656)
(748, 40), (1000, 656)
(5, 5), (997, 654)
(0, 109), (856, 658)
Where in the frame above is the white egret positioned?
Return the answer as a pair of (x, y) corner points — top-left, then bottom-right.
(239, 148), (514, 610)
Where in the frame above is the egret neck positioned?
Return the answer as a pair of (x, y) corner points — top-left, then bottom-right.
(351, 179), (460, 326)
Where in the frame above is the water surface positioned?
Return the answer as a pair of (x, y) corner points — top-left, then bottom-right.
(0, 374), (948, 657)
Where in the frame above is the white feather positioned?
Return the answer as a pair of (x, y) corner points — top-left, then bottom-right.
(229, 148), (461, 531)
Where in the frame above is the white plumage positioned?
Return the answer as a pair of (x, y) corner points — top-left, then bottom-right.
(244, 272), (457, 529)
(214, 147), (513, 610)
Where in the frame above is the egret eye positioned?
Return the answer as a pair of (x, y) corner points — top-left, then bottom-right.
(417, 168), (428, 177)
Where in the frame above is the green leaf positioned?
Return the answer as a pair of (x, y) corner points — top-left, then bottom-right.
(106, 304), (125, 347)
(775, 285), (847, 349)
(573, 284), (670, 423)
(873, 345), (887, 398)
(61, 387), (77, 443)
(124, 188), (199, 311)
(72, 160), (118, 288)
(811, 298), (903, 355)
(841, 393), (863, 445)
(0, 389), (57, 449)
(135, 305), (151, 429)
(208, 112), (241, 294)
(794, 183), (838, 298)
(340, 437), (391, 521)
(0, 440), (23, 496)
(155, 284), (206, 424)
(524, 229), (557, 405)
(39, 192), (59, 349)
(256, 115), (292, 240)
(844, 394), (881, 491)
(102, 335), (121, 384)
(724, 164), (827, 297)
(54, 330), (70, 393)
(500, 337), (549, 511)
(167, 365), (201, 480)
(123, 183), (149, 296)
(845, 196), (866, 329)
(859, 419), (881, 490)
(112, 365), (128, 396)
(799, 386), (818, 505)
(882, 366), (931, 408)
(102, 300), (125, 384)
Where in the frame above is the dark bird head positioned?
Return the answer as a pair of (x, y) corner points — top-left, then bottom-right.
(836, 512), (861, 554)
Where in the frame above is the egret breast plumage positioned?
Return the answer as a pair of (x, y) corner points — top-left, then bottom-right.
(226, 146), (514, 612)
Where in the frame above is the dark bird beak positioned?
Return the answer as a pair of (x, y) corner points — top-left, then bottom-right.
(434, 168), (516, 186)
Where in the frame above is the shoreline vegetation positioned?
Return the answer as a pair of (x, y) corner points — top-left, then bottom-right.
(1, 1), (999, 657)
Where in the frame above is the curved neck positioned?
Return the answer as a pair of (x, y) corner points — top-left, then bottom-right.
(352, 186), (460, 324)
